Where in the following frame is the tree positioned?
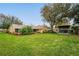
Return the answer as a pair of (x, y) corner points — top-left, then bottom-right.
(69, 4), (79, 34)
(41, 3), (71, 32)
(9, 16), (23, 25)
(69, 4), (79, 20)
(0, 14), (23, 29)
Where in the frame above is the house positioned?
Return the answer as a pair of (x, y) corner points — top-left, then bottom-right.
(53, 18), (79, 34)
(32, 25), (48, 33)
(53, 24), (72, 34)
(8, 24), (49, 34)
(8, 24), (24, 34)
(58, 25), (72, 34)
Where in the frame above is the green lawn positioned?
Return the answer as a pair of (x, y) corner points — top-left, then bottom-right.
(0, 32), (79, 56)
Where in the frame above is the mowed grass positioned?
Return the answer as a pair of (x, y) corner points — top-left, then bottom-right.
(0, 32), (79, 56)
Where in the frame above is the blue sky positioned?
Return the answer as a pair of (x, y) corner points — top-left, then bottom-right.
(0, 3), (46, 25)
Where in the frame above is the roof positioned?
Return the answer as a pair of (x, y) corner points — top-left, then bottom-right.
(10, 24), (24, 29)
(57, 24), (71, 28)
(58, 24), (70, 27)
(32, 25), (48, 29)
(58, 24), (70, 26)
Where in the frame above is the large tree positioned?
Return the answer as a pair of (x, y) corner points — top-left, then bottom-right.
(41, 3), (71, 32)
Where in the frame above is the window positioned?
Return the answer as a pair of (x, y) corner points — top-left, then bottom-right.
(59, 29), (68, 33)
(33, 29), (38, 32)
(15, 28), (20, 33)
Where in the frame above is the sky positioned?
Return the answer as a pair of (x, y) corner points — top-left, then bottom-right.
(0, 3), (46, 25)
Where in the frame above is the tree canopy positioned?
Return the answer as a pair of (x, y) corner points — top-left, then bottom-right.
(0, 14), (23, 29)
(41, 3), (72, 31)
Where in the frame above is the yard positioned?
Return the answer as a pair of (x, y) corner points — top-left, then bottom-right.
(0, 32), (79, 56)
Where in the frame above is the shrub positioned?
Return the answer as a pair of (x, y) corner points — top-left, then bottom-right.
(20, 26), (32, 35)
(71, 26), (79, 34)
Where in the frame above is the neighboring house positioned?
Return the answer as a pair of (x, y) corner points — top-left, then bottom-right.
(32, 25), (49, 33)
(53, 18), (79, 34)
(8, 24), (49, 34)
(8, 24), (24, 34)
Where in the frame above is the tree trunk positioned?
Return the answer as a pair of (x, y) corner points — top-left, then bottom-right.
(50, 22), (54, 32)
